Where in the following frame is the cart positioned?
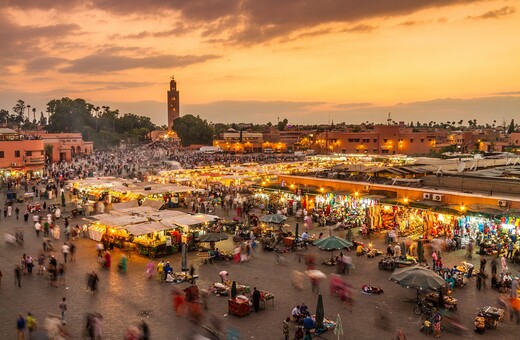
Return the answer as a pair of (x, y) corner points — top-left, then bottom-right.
(197, 251), (216, 264)
(425, 292), (458, 310)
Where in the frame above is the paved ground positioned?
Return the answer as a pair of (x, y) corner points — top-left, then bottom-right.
(1, 193), (520, 339)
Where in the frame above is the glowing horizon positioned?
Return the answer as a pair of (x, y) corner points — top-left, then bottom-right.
(1, 0), (519, 126)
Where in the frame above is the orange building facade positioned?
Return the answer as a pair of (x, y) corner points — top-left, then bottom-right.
(24, 131), (94, 163)
(0, 128), (45, 179)
(312, 125), (445, 155)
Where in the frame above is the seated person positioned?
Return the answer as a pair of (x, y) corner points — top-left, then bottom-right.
(303, 315), (315, 330)
(450, 265), (461, 276)
(291, 305), (303, 322)
(165, 272), (176, 283)
(301, 231), (310, 242)
(299, 303), (310, 317)
(213, 248), (222, 260)
(491, 274), (499, 289)
(163, 261), (173, 275)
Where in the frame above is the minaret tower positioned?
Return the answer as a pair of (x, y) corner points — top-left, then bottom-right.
(167, 76), (180, 130)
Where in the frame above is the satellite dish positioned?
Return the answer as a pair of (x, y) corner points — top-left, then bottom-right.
(457, 162), (466, 173)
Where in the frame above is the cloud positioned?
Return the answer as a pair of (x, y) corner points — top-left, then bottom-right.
(0, 14), (80, 66)
(25, 57), (68, 72)
(72, 80), (158, 90)
(227, 0), (479, 44)
(397, 20), (424, 27)
(0, 0), (487, 46)
(115, 24), (196, 39)
(342, 24), (378, 33)
(467, 6), (516, 19)
(492, 91), (520, 95)
(60, 53), (221, 73)
(334, 102), (374, 109)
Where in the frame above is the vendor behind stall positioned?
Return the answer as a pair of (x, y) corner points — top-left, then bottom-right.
(292, 305), (303, 322)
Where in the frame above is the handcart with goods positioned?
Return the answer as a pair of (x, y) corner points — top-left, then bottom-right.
(424, 292), (458, 311)
(474, 306), (504, 333)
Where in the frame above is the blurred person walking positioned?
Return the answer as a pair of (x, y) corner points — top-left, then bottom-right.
(16, 313), (26, 340)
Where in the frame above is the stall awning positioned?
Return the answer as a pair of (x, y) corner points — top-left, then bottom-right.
(466, 204), (506, 217)
(408, 200), (443, 209)
(112, 201), (139, 210)
(90, 214), (148, 227)
(121, 221), (171, 236)
(171, 213), (219, 227)
(432, 205), (463, 215)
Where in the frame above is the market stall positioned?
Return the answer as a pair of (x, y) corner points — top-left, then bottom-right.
(120, 221), (177, 258)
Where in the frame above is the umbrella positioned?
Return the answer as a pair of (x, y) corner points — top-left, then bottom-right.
(198, 233), (229, 243)
(334, 314), (344, 339)
(315, 294), (324, 330)
(231, 280), (237, 299)
(181, 243), (188, 272)
(389, 266), (446, 292)
(313, 236), (353, 251)
(346, 228), (353, 242)
(259, 214), (287, 224)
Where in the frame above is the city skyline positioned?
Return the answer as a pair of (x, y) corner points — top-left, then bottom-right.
(1, 0), (519, 126)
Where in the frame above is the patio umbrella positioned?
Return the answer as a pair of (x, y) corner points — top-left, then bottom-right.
(198, 233), (229, 243)
(259, 214), (287, 224)
(389, 266), (446, 292)
(346, 228), (353, 242)
(313, 236), (353, 251)
(334, 314), (344, 339)
(231, 281), (237, 299)
(315, 294), (324, 330)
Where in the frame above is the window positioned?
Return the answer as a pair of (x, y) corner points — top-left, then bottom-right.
(0, 151), (4, 158)
(26, 151), (32, 156)
(421, 138), (425, 143)
(383, 139), (388, 143)
(382, 149), (389, 154)
(410, 139), (414, 143)
(373, 139), (378, 143)
(15, 150), (20, 157)
(362, 139), (370, 143)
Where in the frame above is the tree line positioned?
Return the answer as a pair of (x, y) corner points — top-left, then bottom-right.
(1, 98), (157, 149)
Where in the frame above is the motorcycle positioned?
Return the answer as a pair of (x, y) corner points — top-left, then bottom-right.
(413, 298), (435, 317)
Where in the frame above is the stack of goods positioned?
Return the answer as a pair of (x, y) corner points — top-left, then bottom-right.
(210, 281), (251, 296)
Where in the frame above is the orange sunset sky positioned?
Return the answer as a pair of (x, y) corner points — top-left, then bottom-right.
(1, 0), (519, 126)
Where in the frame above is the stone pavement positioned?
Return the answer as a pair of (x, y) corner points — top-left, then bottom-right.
(1, 195), (520, 339)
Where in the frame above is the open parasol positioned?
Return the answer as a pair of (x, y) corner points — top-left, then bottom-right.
(259, 214), (287, 224)
(390, 266), (446, 292)
(198, 233), (229, 243)
(313, 236), (353, 251)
